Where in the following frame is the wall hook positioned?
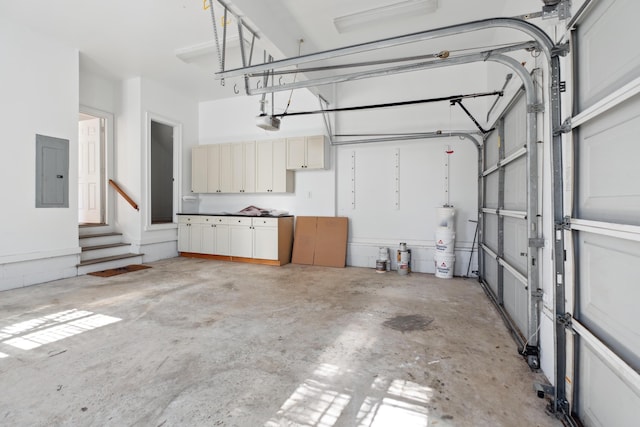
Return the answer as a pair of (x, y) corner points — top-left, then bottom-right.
(279, 76), (283, 85)
(233, 84), (239, 94)
(257, 80), (262, 89)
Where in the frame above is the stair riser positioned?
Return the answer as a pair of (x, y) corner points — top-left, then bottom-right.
(81, 246), (132, 262)
(80, 235), (123, 247)
(79, 226), (114, 237)
(77, 255), (144, 275)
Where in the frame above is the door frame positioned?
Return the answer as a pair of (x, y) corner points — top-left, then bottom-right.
(144, 111), (182, 231)
(79, 105), (114, 227)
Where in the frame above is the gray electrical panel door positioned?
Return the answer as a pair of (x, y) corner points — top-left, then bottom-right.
(567, 0), (640, 425)
(36, 134), (69, 208)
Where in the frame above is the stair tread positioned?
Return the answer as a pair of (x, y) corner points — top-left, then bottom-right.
(77, 253), (143, 266)
(82, 243), (130, 252)
(79, 232), (123, 239)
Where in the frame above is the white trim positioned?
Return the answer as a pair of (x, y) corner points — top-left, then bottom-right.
(144, 112), (183, 232)
(569, 218), (640, 243)
(572, 77), (640, 128)
(572, 319), (640, 397)
(0, 247), (81, 264)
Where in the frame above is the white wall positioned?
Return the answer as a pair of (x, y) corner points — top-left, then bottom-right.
(109, 77), (200, 261)
(197, 77), (480, 275)
(198, 89), (335, 217)
(0, 18), (80, 290)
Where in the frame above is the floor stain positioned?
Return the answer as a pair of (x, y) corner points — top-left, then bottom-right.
(383, 314), (434, 332)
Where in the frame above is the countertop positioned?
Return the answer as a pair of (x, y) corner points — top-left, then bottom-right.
(178, 213), (293, 218)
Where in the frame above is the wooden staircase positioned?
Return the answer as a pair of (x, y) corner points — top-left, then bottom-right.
(78, 226), (143, 275)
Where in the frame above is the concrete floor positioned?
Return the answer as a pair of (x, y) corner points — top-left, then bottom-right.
(0, 257), (561, 427)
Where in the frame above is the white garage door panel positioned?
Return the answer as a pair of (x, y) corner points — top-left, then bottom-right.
(483, 255), (499, 296)
(578, 232), (640, 369)
(484, 172), (499, 209)
(578, 0), (640, 110)
(503, 96), (526, 156)
(577, 94), (640, 225)
(578, 340), (640, 427)
(503, 270), (528, 336)
(483, 213), (499, 253)
(485, 131), (500, 167)
(503, 217), (528, 276)
(503, 157), (527, 211)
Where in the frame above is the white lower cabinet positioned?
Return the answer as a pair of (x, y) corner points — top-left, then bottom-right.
(229, 217), (253, 258)
(253, 217), (278, 260)
(179, 215), (229, 255)
(178, 215), (293, 265)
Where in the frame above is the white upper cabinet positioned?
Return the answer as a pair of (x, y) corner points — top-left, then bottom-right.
(219, 143), (233, 193)
(191, 145), (208, 193)
(256, 139), (294, 193)
(206, 144), (221, 193)
(231, 141), (256, 193)
(286, 135), (327, 170)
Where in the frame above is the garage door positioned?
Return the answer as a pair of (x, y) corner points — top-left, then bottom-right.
(480, 92), (541, 366)
(565, 0), (640, 425)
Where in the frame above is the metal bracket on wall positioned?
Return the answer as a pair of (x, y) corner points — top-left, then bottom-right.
(553, 117), (572, 136)
(529, 238), (545, 248)
(527, 103), (545, 113)
(551, 41), (571, 57)
(557, 312), (573, 329)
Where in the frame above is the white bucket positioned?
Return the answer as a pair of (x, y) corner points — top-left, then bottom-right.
(434, 253), (455, 279)
(378, 247), (389, 261)
(436, 207), (456, 229)
(435, 227), (455, 253)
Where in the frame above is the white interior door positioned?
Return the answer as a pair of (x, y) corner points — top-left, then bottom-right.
(78, 117), (102, 224)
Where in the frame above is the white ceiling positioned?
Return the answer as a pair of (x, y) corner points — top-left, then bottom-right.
(0, 0), (553, 102)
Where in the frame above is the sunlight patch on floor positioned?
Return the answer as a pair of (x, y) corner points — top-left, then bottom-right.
(0, 309), (121, 351)
(265, 363), (433, 427)
(0, 352), (8, 359)
(356, 380), (432, 427)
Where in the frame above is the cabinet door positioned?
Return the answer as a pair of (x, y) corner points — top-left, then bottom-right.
(206, 144), (220, 192)
(215, 224), (230, 255)
(231, 143), (245, 193)
(271, 139), (290, 192)
(219, 143), (233, 193)
(178, 222), (191, 252)
(191, 146), (208, 193)
(230, 222), (253, 257)
(256, 140), (273, 193)
(286, 137), (306, 170)
(253, 219), (278, 260)
(202, 223), (216, 255)
(244, 141), (256, 193)
(190, 223), (205, 253)
(305, 135), (326, 169)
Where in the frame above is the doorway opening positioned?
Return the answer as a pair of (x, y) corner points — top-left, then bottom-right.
(146, 114), (182, 229)
(78, 113), (105, 225)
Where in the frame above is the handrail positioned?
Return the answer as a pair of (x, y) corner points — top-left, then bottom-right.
(108, 179), (139, 211)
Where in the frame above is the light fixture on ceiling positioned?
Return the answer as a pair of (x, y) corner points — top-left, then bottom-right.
(333, 0), (438, 34)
